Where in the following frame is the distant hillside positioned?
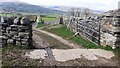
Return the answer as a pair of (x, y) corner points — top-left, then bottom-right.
(43, 6), (77, 12)
(103, 9), (120, 16)
(43, 6), (105, 14)
(0, 1), (65, 14)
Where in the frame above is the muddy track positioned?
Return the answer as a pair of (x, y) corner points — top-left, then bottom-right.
(33, 28), (84, 49)
(33, 33), (49, 48)
(33, 32), (55, 59)
(32, 31), (61, 65)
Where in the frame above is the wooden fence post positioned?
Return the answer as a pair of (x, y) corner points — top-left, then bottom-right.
(98, 20), (101, 45)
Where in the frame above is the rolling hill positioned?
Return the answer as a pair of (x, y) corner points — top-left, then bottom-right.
(0, 1), (65, 14)
(0, 0), (104, 14)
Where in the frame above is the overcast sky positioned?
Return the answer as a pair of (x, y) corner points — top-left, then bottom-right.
(3, 0), (120, 11)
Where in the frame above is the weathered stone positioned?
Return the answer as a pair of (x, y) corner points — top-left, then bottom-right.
(0, 16), (33, 47)
(20, 17), (30, 26)
(14, 17), (21, 25)
(1, 17), (8, 23)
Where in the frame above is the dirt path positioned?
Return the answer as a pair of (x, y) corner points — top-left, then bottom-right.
(33, 28), (83, 49)
(33, 34), (55, 60)
(33, 33), (49, 48)
(31, 28), (118, 66)
(32, 32), (63, 66)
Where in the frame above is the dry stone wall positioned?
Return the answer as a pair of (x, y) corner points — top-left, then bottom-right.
(0, 16), (33, 47)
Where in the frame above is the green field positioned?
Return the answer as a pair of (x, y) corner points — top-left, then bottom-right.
(0, 13), (15, 17)
(41, 17), (57, 21)
(36, 16), (57, 28)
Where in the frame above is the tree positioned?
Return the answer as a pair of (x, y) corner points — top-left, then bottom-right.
(76, 8), (81, 17)
(70, 8), (75, 16)
(83, 8), (91, 19)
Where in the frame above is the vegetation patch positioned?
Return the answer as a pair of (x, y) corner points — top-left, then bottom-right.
(42, 17), (56, 21)
(43, 25), (117, 51)
(0, 13), (15, 17)
(36, 16), (57, 28)
(36, 23), (47, 28)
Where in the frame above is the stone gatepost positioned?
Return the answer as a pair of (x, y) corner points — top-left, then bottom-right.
(0, 17), (8, 47)
(59, 15), (63, 24)
(20, 17), (33, 47)
(112, 16), (120, 49)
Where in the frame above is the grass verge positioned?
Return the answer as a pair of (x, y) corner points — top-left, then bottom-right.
(36, 23), (47, 28)
(43, 25), (119, 51)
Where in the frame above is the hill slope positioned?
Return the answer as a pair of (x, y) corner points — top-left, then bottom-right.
(0, 1), (65, 14)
